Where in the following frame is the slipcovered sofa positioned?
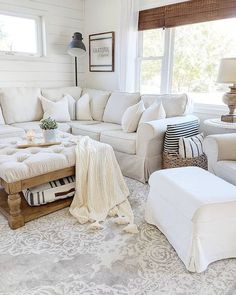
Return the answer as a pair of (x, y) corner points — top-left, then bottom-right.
(0, 86), (198, 182)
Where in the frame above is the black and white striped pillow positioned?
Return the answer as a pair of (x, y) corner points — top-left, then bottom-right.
(23, 176), (75, 206)
(164, 120), (199, 154)
(179, 133), (204, 158)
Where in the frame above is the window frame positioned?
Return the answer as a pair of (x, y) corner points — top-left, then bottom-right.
(0, 11), (44, 57)
(137, 28), (175, 94)
(137, 21), (235, 110)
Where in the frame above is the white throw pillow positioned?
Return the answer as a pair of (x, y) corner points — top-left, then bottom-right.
(122, 101), (145, 133)
(141, 94), (189, 118)
(41, 95), (71, 122)
(139, 102), (166, 124)
(76, 93), (93, 121)
(103, 92), (141, 124)
(82, 88), (111, 121)
(64, 94), (76, 121)
(42, 87), (83, 120)
(0, 87), (43, 124)
(179, 133), (204, 158)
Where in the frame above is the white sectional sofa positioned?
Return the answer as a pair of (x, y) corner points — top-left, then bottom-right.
(0, 86), (198, 182)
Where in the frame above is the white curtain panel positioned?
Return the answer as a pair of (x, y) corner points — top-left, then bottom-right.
(119, 0), (139, 92)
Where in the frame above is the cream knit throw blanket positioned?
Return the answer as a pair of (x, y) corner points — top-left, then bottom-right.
(69, 136), (138, 234)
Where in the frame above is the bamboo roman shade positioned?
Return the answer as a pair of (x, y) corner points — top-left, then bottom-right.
(139, 0), (236, 31)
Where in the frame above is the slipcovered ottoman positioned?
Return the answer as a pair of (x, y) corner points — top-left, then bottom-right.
(0, 133), (77, 229)
(145, 167), (236, 273)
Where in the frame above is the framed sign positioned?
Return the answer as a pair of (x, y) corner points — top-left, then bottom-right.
(89, 31), (115, 72)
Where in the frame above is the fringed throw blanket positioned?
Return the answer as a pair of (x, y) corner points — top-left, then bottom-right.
(69, 136), (138, 234)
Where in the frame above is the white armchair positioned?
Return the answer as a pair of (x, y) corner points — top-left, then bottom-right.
(203, 133), (236, 185)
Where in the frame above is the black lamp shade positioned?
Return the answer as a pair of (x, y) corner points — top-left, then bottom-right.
(68, 32), (86, 57)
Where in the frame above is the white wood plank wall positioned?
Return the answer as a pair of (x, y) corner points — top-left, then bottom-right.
(0, 0), (85, 88)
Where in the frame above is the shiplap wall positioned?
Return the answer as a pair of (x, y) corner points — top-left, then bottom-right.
(84, 0), (121, 91)
(0, 0), (85, 88)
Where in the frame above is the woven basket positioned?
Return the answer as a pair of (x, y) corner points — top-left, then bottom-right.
(163, 152), (208, 170)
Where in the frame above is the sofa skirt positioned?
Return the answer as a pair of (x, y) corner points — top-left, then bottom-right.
(114, 151), (162, 183)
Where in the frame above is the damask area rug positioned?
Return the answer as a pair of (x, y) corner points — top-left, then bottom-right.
(0, 178), (236, 295)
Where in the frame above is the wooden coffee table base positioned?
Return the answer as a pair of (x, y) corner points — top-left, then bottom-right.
(0, 166), (75, 230)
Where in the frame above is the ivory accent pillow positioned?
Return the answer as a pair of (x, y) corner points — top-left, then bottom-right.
(41, 95), (71, 122)
(139, 102), (166, 124)
(0, 87), (43, 124)
(82, 88), (111, 121)
(103, 92), (140, 124)
(42, 87), (82, 120)
(141, 94), (189, 118)
(122, 101), (145, 133)
(76, 93), (93, 121)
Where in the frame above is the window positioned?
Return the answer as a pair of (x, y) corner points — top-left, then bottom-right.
(139, 29), (165, 94)
(0, 12), (43, 56)
(139, 18), (236, 105)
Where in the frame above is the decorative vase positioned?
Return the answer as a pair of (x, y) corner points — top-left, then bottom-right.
(43, 129), (57, 143)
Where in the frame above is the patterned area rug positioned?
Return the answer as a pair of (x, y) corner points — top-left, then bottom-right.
(0, 178), (236, 295)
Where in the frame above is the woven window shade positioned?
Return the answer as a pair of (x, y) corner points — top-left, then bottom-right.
(139, 0), (236, 31)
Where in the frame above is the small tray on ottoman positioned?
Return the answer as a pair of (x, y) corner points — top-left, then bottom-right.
(17, 141), (61, 148)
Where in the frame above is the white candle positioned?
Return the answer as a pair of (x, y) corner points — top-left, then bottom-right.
(26, 129), (35, 143)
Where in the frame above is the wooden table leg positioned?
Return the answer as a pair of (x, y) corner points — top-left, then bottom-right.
(7, 193), (25, 229)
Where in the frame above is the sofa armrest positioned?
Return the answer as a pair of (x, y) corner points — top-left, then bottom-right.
(136, 115), (199, 157)
(203, 133), (236, 172)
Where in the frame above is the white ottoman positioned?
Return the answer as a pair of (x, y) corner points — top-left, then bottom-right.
(145, 167), (236, 273)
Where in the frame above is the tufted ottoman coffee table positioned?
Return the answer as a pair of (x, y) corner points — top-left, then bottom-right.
(0, 132), (77, 229)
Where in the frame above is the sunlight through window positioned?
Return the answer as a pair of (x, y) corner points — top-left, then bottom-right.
(0, 13), (42, 56)
(140, 18), (236, 105)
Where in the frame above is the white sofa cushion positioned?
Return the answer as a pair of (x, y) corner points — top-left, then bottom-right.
(141, 94), (190, 118)
(0, 107), (5, 124)
(12, 121), (71, 133)
(41, 86), (82, 100)
(69, 120), (99, 127)
(122, 101), (145, 133)
(0, 87), (43, 124)
(103, 92), (140, 124)
(41, 87), (82, 120)
(76, 93), (93, 121)
(139, 102), (166, 124)
(82, 88), (111, 121)
(0, 125), (25, 138)
(100, 130), (136, 155)
(71, 122), (121, 141)
(41, 96), (71, 122)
